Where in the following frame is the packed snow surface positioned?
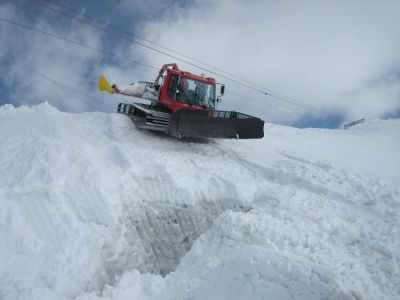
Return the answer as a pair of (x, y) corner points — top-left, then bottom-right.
(0, 103), (399, 300)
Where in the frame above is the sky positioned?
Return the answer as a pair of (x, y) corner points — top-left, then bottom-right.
(0, 0), (399, 128)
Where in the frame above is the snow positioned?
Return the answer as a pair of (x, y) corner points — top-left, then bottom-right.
(0, 102), (399, 300)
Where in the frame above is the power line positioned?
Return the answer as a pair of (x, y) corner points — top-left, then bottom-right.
(227, 90), (296, 115)
(40, 0), (266, 91)
(26, 0), (328, 116)
(39, 0), (328, 117)
(1, 15), (308, 119)
(0, 48), (90, 102)
(0, 13), (312, 116)
(0, 70), (53, 103)
(25, 0), (228, 75)
(0, 16), (158, 71)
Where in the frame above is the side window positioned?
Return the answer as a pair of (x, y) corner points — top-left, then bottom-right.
(168, 74), (179, 99)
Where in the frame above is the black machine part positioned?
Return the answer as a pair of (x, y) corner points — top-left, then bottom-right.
(117, 102), (264, 139)
(169, 109), (264, 139)
(118, 102), (170, 131)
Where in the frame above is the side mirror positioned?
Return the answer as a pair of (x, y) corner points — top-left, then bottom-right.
(220, 85), (225, 95)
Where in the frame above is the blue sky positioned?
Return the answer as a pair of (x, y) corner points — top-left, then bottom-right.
(1, 0), (399, 128)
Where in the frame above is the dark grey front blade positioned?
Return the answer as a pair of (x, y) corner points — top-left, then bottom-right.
(169, 109), (264, 139)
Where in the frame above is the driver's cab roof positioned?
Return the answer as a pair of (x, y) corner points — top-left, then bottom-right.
(167, 68), (216, 84)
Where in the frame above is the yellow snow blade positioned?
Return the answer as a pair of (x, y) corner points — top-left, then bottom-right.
(98, 75), (113, 93)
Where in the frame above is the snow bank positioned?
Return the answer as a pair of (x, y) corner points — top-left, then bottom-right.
(0, 103), (399, 300)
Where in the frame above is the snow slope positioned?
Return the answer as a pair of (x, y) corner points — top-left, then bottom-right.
(0, 103), (399, 300)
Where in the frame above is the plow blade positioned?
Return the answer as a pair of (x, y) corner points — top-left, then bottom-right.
(169, 109), (264, 139)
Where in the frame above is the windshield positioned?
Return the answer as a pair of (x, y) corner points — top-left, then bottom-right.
(168, 74), (215, 108)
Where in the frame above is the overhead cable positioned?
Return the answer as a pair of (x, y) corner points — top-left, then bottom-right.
(26, 0), (327, 116)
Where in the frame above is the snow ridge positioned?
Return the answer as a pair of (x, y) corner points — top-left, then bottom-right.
(0, 103), (399, 300)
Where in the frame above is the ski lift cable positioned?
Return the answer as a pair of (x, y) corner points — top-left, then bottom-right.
(40, 0), (269, 91)
(0, 17), (311, 119)
(227, 90), (275, 108)
(26, 0), (328, 116)
(0, 70), (53, 103)
(0, 48), (92, 102)
(28, 0), (304, 100)
(227, 90), (297, 115)
(0, 17), (158, 71)
(0, 17), (268, 111)
(25, 0), (266, 89)
(37, 0), (328, 116)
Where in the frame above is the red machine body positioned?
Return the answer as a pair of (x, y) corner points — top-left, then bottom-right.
(154, 63), (217, 112)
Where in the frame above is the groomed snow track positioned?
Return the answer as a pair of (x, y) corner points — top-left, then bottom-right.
(94, 199), (251, 293)
(1, 103), (400, 300)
